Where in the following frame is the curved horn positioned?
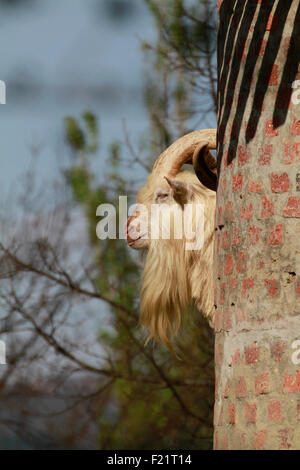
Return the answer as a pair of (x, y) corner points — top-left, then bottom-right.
(152, 129), (217, 189)
(192, 142), (217, 191)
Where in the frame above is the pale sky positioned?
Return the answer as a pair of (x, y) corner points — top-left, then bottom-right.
(1, 0), (154, 196)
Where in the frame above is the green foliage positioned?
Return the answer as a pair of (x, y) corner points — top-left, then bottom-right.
(144, 0), (216, 57)
(66, 166), (91, 203)
(82, 111), (99, 153)
(64, 113), (139, 307)
(64, 112), (99, 155)
(64, 117), (86, 152)
(99, 322), (214, 450)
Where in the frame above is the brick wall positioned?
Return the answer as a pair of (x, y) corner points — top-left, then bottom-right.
(215, 0), (300, 449)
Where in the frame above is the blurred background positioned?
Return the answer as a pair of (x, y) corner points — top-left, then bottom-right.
(1, 0), (155, 196)
(0, 0), (217, 450)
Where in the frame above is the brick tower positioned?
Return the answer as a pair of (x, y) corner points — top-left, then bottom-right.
(214, 0), (300, 449)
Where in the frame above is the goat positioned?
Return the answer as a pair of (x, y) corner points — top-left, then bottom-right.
(126, 129), (217, 348)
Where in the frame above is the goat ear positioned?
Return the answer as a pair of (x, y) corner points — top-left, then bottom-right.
(193, 143), (217, 191)
(164, 177), (188, 206)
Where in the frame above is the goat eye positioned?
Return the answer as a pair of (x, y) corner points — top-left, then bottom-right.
(156, 191), (168, 202)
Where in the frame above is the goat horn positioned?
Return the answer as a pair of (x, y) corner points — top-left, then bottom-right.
(152, 129), (217, 190)
(192, 141), (217, 192)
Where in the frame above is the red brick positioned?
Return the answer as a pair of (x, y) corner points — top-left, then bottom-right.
(248, 225), (260, 245)
(271, 172), (290, 193)
(238, 145), (250, 166)
(223, 311), (232, 331)
(217, 206), (223, 225)
(268, 400), (281, 421)
(254, 430), (267, 450)
(242, 278), (255, 296)
(278, 428), (294, 450)
(283, 142), (300, 165)
(241, 203), (253, 219)
(259, 259), (265, 269)
(271, 341), (286, 362)
(291, 117), (300, 136)
(236, 252), (247, 273)
(261, 196), (274, 218)
(282, 371), (300, 394)
(217, 259), (223, 278)
(222, 231), (229, 250)
(267, 224), (283, 246)
(220, 282), (226, 305)
(265, 279), (279, 297)
(245, 402), (257, 424)
(231, 228), (242, 246)
(258, 144), (273, 165)
(228, 403), (236, 425)
(267, 64), (279, 86)
(225, 254), (233, 276)
(283, 196), (300, 218)
(265, 120), (278, 137)
(224, 201), (234, 221)
(248, 180), (262, 193)
(232, 174), (243, 192)
(255, 373), (270, 395)
(232, 349), (241, 364)
(245, 342), (259, 364)
(236, 376), (247, 398)
(219, 177), (227, 195)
